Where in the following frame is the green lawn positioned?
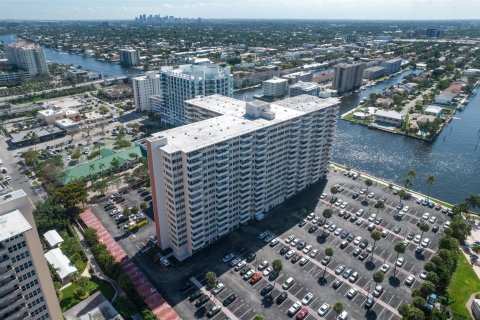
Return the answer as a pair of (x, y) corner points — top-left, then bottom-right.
(60, 277), (115, 311)
(448, 253), (480, 319)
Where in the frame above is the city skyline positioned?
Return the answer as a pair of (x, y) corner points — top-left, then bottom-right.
(1, 0), (480, 20)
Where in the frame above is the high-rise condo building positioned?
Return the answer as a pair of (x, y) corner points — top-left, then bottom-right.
(262, 78), (288, 98)
(132, 71), (161, 112)
(119, 48), (141, 67)
(146, 94), (339, 260)
(332, 62), (366, 94)
(149, 63), (233, 126)
(0, 190), (63, 320)
(5, 41), (49, 76)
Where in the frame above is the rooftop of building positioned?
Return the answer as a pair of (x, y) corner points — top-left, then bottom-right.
(365, 66), (386, 72)
(151, 94), (339, 153)
(55, 118), (78, 127)
(45, 248), (78, 280)
(289, 81), (320, 90)
(43, 230), (64, 248)
(264, 77), (287, 84)
(0, 209), (32, 242)
(162, 63), (231, 79)
(7, 40), (42, 50)
(64, 291), (123, 320)
(374, 109), (404, 120)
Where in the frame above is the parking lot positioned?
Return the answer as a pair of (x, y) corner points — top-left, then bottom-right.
(84, 166), (453, 320)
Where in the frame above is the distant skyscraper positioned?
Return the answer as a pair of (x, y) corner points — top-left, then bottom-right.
(132, 71), (161, 112)
(332, 62), (366, 94)
(5, 41), (49, 76)
(146, 94), (339, 260)
(0, 190), (63, 320)
(150, 63), (233, 126)
(119, 48), (140, 67)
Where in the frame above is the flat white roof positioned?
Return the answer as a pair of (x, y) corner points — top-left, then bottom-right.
(151, 94), (339, 153)
(0, 209), (32, 242)
(264, 77), (287, 84)
(45, 248), (78, 280)
(43, 230), (64, 247)
(374, 109), (404, 120)
(55, 118), (78, 127)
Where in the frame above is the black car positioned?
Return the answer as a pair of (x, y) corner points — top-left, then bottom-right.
(352, 193), (359, 199)
(330, 196), (338, 204)
(332, 278), (343, 289)
(318, 218), (326, 226)
(189, 290), (202, 302)
(308, 225), (318, 233)
(223, 293), (237, 306)
(349, 215), (357, 223)
(115, 216), (128, 225)
(296, 241), (306, 250)
(319, 231), (330, 239)
(358, 251), (369, 261)
(279, 246), (289, 255)
(340, 232), (348, 239)
(260, 284), (274, 296)
(269, 271), (279, 281)
(298, 219), (307, 227)
(104, 204), (115, 210)
(432, 225), (440, 233)
(246, 252), (256, 262)
(240, 266), (251, 275)
(416, 219), (426, 227)
(140, 191), (150, 197)
(359, 239), (369, 249)
(346, 234), (355, 242)
(276, 292), (288, 304)
(343, 212), (351, 220)
(144, 195), (152, 201)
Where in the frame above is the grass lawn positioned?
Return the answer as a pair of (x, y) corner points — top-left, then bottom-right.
(448, 253), (480, 319)
(60, 277), (115, 312)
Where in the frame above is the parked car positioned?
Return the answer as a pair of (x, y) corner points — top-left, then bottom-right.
(282, 277), (295, 290)
(212, 283), (225, 295)
(317, 303), (330, 316)
(347, 288), (358, 299)
(287, 301), (302, 317)
(276, 292), (288, 304)
(223, 293), (237, 306)
(206, 305), (221, 318)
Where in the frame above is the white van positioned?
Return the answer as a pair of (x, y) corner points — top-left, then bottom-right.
(337, 311), (349, 320)
(282, 277), (295, 290)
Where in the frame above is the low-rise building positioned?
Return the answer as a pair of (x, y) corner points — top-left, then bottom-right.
(64, 67), (103, 82)
(43, 230), (64, 248)
(380, 58), (402, 74)
(424, 105), (443, 117)
(373, 109), (405, 127)
(37, 108), (80, 125)
(282, 71), (313, 84)
(262, 78), (288, 98)
(471, 298), (480, 320)
(289, 81), (320, 97)
(45, 248), (78, 285)
(54, 118), (80, 132)
(363, 66), (386, 80)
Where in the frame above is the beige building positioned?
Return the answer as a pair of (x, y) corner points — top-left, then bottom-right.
(332, 62), (366, 94)
(0, 190), (63, 320)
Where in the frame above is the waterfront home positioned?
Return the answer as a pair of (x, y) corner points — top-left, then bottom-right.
(424, 105), (443, 117)
(373, 109), (405, 127)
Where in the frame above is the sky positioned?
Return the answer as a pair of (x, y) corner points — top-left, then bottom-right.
(1, 0), (479, 20)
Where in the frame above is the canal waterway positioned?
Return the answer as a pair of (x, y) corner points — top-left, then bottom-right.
(2, 34), (479, 205)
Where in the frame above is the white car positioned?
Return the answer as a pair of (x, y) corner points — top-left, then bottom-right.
(334, 228), (343, 236)
(402, 206), (410, 212)
(222, 253), (235, 263)
(212, 283), (225, 295)
(291, 238), (300, 246)
(309, 249), (319, 257)
(396, 257), (405, 267)
(356, 209), (365, 217)
(301, 292), (314, 305)
(235, 260), (246, 271)
(443, 221), (451, 229)
(262, 266), (273, 276)
(356, 218), (364, 225)
(307, 213), (315, 220)
(285, 235), (295, 243)
(287, 301), (302, 316)
(312, 217), (320, 224)
(380, 264), (390, 273)
(160, 257), (170, 267)
(243, 270), (255, 280)
(353, 236), (362, 245)
(413, 235), (421, 243)
(420, 271), (428, 279)
(405, 275), (415, 286)
(270, 238), (279, 247)
(340, 201), (348, 209)
(258, 231), (269, 239)
(258, 260), (269, 270)
(368, 214), (376, 222)
(302, 245), (312, 254)
(285, 250), (295, 259)
(422, 212), (430, 220)
(317, 303), (330, 316)
(429, 216), (437, 224)
(346, 288), (358, 299)
(368, 192), (375, 198)
(421, 238), (430, 248)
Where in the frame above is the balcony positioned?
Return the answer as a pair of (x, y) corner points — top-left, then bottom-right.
(0, 283), (19, 301)
(0, 289), (22, 313)
(188, 152), (202, 161)
(191, 239), (205, 251)
(216, 149), (229, 157)
(217, 175), (229, 185)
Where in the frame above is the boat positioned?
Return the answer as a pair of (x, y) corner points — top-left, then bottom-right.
(464, 100), (469, 104)
(472, 90), (477, 96)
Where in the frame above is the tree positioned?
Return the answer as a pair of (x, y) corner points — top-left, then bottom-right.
(324, 247), (334, 273)
(33, 197), (69, 231)
(402, 177), (413, 189)
(398, 189), (407, 205)
(89, 163), (96, 176)
(398, 303), (409, 317)
(272, 259), (283, 273)
(465, 194), (480, 210)
(425, 175), (436, 200)
(375, 200), (385, 215)
(92, 179), (108, 195)
(438, 236), (459, 251)
(205, 271), (217, 289)
(84, 227), (98, 245)
(449, 216), (471, 244)
(52, 180), (88, 209)
(407, 168), (417, 180)
(364, 178), (373, 199)
(333, 302), (344, 315)
(229, 232), (240, 247)
(141, 309), (157, 320)
(417, 281), (436, 298)
(253, 315), (264, 320)
(393, 241), (406, 276)
(128, 152), (138, 161)
(370, 230), (382, 261)
(323, 208), (333, 219)
(372, 271), (384, 297)
(110, 157), (120, 173)
(407, 306), (425, 320)
(71, 148), (82, 160)
(54, 281), (63, 300)
(330, 186), (339, 203)
(419, 223), (430, 244)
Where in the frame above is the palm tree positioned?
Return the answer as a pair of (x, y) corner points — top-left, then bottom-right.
(333, 302), (344, 316)
(364, 178), (373, 200)
(324, 247), (334, 274)
(128, 152), (138, 161)
(272, 259), (283, 285)
(402, 177), (413, 189)
(370, 230), (382, 262)
(372, 271), (384, 299)
(323, 208), (333, 220)
(425, 175), (436, 200)
(407, 168), (417, 180)
(419, 223), (430, 244)
(330, 186), (339, 206)
(89, 163), (95, 176)
(375, 200), (385, 215)
(205, 271), (217, 290)
(393, 241), (406, 276)
(99, 163), (106, 174)
(465, 194), (480, 211)
(398, 189), (407, 206)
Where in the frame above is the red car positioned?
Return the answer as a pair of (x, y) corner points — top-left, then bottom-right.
(291, 253), (302, 264)
(434, 204), (442, 210)
(296, 308), (308, 319)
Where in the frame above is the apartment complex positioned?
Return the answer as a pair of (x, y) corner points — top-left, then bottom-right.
(150, 63), (232, 126)
(119, 48), (141, 67)
(262, 78), (288, 98)
(146, 94), (339, 260)
(380, 58), (402, 75)
(132, 71), (161, 112)
(289, 81), (320, 97)
(0, 190), (63, 320)
(332, 62), (366, 94)
(5, 41), (49, 76)
(363, 66), (386, 80)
